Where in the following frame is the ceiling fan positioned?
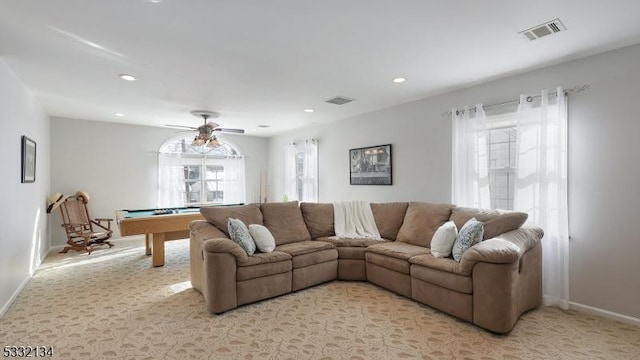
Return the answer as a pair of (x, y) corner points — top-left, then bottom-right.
(166, 110), (245, 147)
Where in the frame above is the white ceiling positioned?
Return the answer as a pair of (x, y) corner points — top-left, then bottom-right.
(2, 1), (640, 136)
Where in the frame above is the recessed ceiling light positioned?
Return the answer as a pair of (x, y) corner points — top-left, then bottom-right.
(146, 0), (162, 3)
(114, 113), (125, 117)
(392, 77), (407, 83)
(304, 109), (315, 113)
(119, 74), (136, 81)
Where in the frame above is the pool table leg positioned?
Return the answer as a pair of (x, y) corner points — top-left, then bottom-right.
(151, 232), (166, 267)
(145, 234), (152, 255)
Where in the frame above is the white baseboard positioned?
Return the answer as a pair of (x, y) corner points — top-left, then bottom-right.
(569, 301), (640, 327)
(47, 244), (66, 256)
(0, 274), (32, 318)
(1, 245), (52, 319)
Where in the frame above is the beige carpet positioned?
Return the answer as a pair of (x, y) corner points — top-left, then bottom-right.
(1, 238), (639, 360)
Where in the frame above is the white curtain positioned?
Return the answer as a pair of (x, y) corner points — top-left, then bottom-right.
(284, 139), (319, 202)
(514, 87), (569, 309)
(284, 143), (297, 202)
(158, 152), (185, 208)
(451, 104), (491, 208)
(222, 156), (246, 205)
(299, 140), (318, 202)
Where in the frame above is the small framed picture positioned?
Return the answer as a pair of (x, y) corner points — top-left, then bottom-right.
(21, 135), (36, 183)
(349, 144), (392, 185)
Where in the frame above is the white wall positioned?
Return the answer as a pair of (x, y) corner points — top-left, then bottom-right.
(50, 117), (269, 244)
(0, 60), (50, 317)
(269, 44), (640, 320)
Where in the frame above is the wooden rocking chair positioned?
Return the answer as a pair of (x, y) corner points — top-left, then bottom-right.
(48, 191), (114, 254)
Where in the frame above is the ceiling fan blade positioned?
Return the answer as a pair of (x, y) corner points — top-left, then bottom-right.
(215, 128), (245, 134)
(165, 124), (197, 130)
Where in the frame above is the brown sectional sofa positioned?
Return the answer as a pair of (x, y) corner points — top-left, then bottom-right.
(189, 201), (544, 333)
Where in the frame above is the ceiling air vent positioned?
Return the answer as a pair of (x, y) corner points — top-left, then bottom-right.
(325, 96), (355, 105)
(519, 18), (566, 41)
(257, 124), (271, 128)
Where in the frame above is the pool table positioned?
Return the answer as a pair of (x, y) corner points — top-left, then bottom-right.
(116, 207), (204, 267)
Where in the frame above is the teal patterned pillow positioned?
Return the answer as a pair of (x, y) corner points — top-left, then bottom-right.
(228, 218), (256, 255)
(451, 218), (484, 262)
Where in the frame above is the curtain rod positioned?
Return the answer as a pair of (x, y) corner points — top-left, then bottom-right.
(442, 84), (590, 117)
(289, 138), (318, 146)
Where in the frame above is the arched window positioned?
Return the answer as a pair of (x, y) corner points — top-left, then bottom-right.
(157, 135), (246, 207)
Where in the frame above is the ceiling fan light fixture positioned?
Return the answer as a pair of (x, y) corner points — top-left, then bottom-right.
(192, 135), (206, 146)
(206, 136), (221, 148)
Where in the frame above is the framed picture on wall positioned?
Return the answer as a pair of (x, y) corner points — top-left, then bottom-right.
(349, 144), (392, 185)
(21, 135), (36, 183)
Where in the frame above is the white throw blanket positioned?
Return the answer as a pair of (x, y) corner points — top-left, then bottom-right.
(332, 200), (382, 240)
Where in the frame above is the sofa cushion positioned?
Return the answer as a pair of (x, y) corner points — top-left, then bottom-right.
(228, 218), (256, 256)
(237, 251), (292, 266)
(316, 236), (389, 247)
(450, 207), (528, 240)
(335, 246), (367, 260)
(366, 252), (411, 274)
(291, 249), (338, 269)
(430, 220), (458, 258)
(409, 254), (470, 276)
(366, 242), (430, 260)
(300, 202), (335, 238)
(396, 202), (454, 247)
(370, 202), (408, 240)
(201, 203), (263, 236)
(236, 260), (292, 281)
(261, 201), (312, 245)
(410, 262), (472, 294)
(275, 240), (335, 257)
(452, 218), (484, 262)
(248, 224), (276, 253)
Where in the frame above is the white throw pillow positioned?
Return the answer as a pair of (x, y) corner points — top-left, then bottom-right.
(430, 221), (458, 258)
(248, 224), (276, 253)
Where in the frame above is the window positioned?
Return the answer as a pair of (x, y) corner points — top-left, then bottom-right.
(181, 163), (225, 205)
(487, 126), (517, 210)
(285, 139), (318, 202)
(485, 111), (518, 210)
(158, 136), (245, 207)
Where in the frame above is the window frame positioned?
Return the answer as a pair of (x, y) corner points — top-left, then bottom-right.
(485, 111), (518, 211)
(158, 135), (241, 206)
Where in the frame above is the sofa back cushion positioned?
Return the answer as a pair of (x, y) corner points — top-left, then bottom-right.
(200, 203), (263, 236)
(449, 207), (528, 240)
(396, 202), (454, 247)
(300, 202), (335, 239)
(261, 201), (312, 245)
(370, 202), (409, 240)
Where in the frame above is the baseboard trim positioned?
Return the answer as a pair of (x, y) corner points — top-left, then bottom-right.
(569, 301), (640, 327)
(47, 245), (65, 256)
(1, 244), (52, 319)
(0, 274), (32, 318)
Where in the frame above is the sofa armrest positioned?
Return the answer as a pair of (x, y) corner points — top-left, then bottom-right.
(202, 238), (248, 263)
(459, 226), (543, 273)
(468, 227), (544, 333)
(190, 220), (245, 294)
(190, 219), (229, 239)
